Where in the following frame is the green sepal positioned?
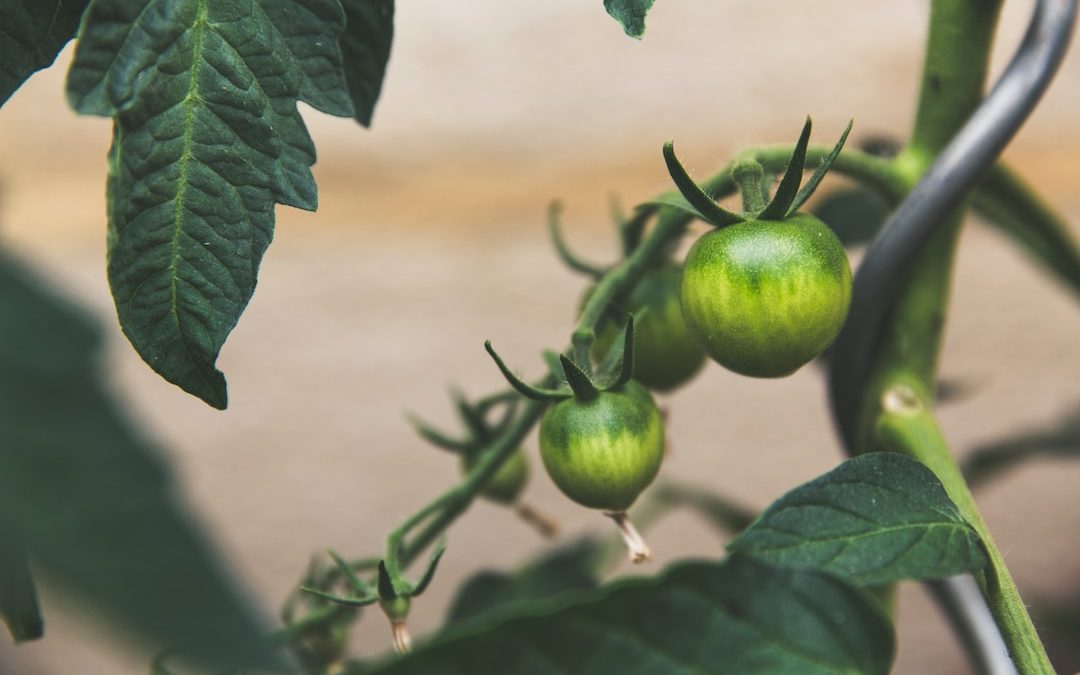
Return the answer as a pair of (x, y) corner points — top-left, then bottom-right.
(759, 117), (812, 220)
(662, 142), (744, 227)
(485, 342), (569, 402)
(377, 560), (401, 600)
(608, 316), (636, 391)
(559, 355), (600, 401)
(450, 387), (488, 441)
(328, 549), (374, 596)
(406, 413), (473, 453)
(643, 193), (711, 221)
(789, 120), (854, 215)
(548, 201), (607, 278)
(410, 538), (447, 597)
(299, 586), (378, 608)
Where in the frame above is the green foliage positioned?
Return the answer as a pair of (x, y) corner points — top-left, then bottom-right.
(341, 0), (395, 126)
(365, 556), (895, 675)
(64, 0), (357, 408)
(730, 453), (989, 586)
(0, 518), (42, 643)
(445, 537), (602, 624)
(0, 252), (273, 667)
(0, 0), (88, 106)
(604, 0), (656, 39)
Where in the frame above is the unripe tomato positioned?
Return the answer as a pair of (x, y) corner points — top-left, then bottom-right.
(461, 448), (529, 505)
(591, 263), (706, 392)
(680, 213), (852, 378)
(538, 381), (664, 512)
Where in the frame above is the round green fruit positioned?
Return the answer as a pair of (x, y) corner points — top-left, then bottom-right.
(538, 381), (664, 512)
(680, 213), (852, 378)
(591, 263), (707, 392)
(462, 448), (529, 505)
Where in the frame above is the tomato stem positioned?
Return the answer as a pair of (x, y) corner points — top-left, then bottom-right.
(605, 511), (651, 564)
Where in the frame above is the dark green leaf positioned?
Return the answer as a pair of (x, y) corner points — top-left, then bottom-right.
(341, 0), (394, 126)
(0, 0), (88, 106)
(0, 251), (274, 668)
(65, 0), (355, 408)
(812, 187), (890, 248)
(729, 453), (988, 586)
(0, 517), (42, 643)
(369, 556), (895, 675)
(963, 402), (1080, 489)
(604, 0), (656, 39)
(445, 537), (602, 624)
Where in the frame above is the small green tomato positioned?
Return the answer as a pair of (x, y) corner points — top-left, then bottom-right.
(461, 448), (529, 505)
(680, 213), (852, 378)
(591, 263), (707, 392)
(538, 380), (664, 512)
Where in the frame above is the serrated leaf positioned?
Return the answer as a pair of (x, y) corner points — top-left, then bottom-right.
(0, 250), (275, 668)
(368, 556), (895, 675)
(65, 0), (355, 408)
(729, 453), (989, 586)
(0, 516), (42, 643)
(445, 537), (602, 624)
(341, 0), (394, 126)
(0, 0), (88, 106)
(604, 0), (656, 39)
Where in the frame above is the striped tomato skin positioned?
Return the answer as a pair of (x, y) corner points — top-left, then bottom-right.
(539, 381), (664, 512)
(680, 214), (852, 378)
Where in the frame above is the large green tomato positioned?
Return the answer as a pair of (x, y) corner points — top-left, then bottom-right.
(680, 213), (852, 378)
(538, 381), (664, 512)
(461, 448), (529, 505)
(591, 263), (706, 392)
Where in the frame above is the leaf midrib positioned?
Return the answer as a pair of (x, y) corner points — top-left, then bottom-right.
(167, 0), (213, 391)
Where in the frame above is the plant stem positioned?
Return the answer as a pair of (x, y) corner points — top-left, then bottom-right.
(875, 392), (1051, 674)
(848, 0), (1055, 671)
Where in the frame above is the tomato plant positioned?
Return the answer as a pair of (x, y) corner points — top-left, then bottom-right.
(1, 1), (1079, 675)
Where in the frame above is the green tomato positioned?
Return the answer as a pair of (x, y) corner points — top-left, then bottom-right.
(539, 381), (664, 512)
(680, 213), (852, 378)
(591, 263), (707, 392)
(461, 448), (529, 505)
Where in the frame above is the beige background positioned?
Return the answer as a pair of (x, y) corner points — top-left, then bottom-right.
(1, 1), (1079, 673)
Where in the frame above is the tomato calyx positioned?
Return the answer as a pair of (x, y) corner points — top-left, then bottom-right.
(660, 116), (854, 228)
(484, 315), (637, 404)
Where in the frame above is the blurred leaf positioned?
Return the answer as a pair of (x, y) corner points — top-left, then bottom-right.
(65, 0), (356, 408)
(445, 537), (602, 624)
(341, 0), (395, 126)
(0, 517), (42, 643)
(366, 556), (894, 675)
(963, 403), (1080, 489)
(604, 0), (656, 38)
(812, 186), (890, 248)
(0, 0), (88, 106)
(729, 453), (988, 586)
(0, 251), (274, 668)
(973, 163), (1080, 300)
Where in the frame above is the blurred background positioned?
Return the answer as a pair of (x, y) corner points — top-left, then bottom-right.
(1, 0), (1079, 673)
